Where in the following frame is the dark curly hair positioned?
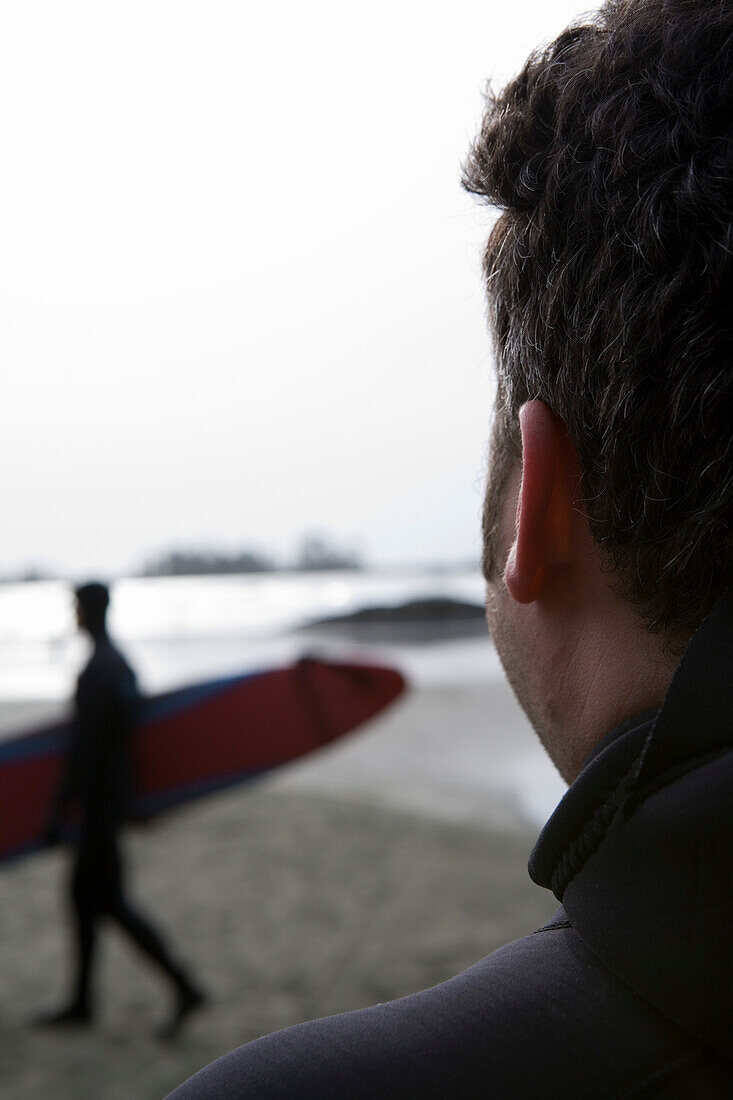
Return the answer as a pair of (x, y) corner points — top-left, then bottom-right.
(463, 0), (732, 640)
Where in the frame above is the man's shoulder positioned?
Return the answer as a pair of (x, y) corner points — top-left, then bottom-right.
(167, 918), (726, 1098)
(80, 641), (137, 693)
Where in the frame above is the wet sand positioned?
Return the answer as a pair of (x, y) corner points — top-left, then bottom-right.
(0, 684), (559, 1100)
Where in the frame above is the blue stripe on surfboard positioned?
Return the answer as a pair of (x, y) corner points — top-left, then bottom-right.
(137, 668), (267, 724)
(2, 839), (48, 865)
(0, 729), (68, 765)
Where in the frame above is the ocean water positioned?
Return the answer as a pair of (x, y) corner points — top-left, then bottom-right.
(0, 567), (488, 703)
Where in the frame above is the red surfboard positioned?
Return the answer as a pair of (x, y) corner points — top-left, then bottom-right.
(0, 657), (406, 864)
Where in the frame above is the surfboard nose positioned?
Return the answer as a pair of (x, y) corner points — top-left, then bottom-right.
(294, 658), (407, 747)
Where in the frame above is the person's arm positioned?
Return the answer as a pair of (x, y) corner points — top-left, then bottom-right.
(44, 668), (106, 841)
(43, 716), (83, 843)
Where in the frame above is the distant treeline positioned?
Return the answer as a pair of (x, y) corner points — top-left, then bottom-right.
(0, 566), (51, 584)
(0, 536), (364, 583)
(140, 535), (363, 577)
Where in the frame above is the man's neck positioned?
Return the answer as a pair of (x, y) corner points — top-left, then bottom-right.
(550, 607), (682, 781)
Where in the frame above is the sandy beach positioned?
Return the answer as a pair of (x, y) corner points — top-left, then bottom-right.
(0, 678), (561, 1099)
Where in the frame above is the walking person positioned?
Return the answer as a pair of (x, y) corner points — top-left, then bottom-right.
(40, 582), (204, 1038)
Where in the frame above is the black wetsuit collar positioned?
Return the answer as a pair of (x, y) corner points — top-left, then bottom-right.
(529, 586), (733, 895)
(528, 710), (657, 890)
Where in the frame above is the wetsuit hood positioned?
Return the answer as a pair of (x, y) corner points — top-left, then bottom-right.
(529, 589), (733, 1058)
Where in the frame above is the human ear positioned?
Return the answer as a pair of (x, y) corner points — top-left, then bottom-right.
(504, 401), (579, 604)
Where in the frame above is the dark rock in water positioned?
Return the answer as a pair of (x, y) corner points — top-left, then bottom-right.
(309, 598), (486, 626)
(300, 598), (488, 644)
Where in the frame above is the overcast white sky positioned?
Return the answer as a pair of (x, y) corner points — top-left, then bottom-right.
(1, 0), (586, 577)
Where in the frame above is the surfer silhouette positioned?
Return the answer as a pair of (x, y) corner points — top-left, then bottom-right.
(39, 582), (204, 1037)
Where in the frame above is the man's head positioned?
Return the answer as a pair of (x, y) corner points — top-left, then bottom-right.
(75, 582), (110, 636)
(464, 0), (732, 778)
(465, 0), (732, 638)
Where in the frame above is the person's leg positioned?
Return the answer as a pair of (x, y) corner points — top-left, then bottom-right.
(38, 852), (97, 1025)
(69, 857), (97, 1016)
(107, 840), (204, 1035)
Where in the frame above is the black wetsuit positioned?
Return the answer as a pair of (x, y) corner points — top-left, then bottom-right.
(168, 592), (733, 1097)
(56, 633), (192, 1013)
